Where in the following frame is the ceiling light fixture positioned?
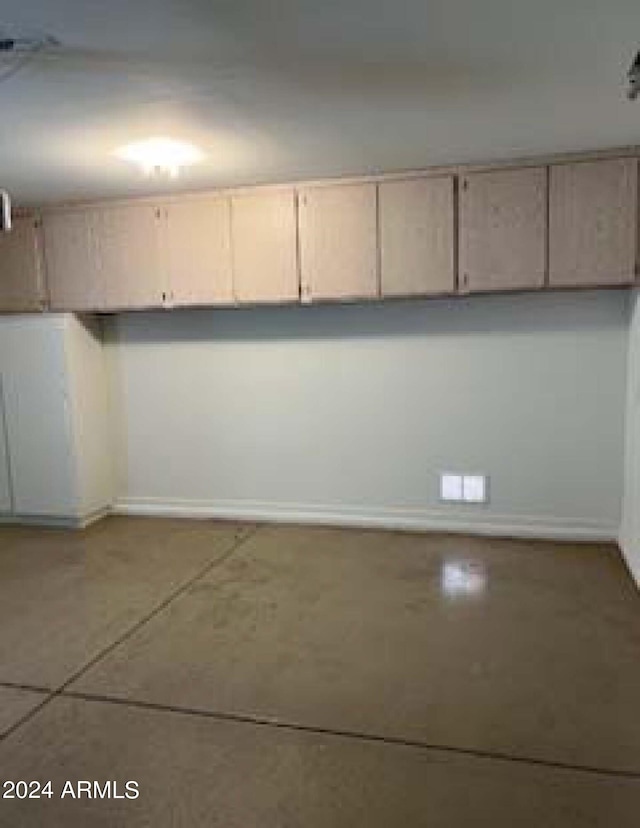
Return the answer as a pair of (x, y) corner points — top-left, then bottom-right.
(114, 137), (204, 178)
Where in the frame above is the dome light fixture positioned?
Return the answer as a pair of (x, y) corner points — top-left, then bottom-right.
(114, 137), (204, 177)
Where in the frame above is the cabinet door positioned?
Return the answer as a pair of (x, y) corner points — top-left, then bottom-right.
(0, 375), (11, 512)
(1, 319), (77, 516)
(43, 209), (101, 311)
(380, 176), (455, 297)
(549, 158), (638, 287)
(299, 183), (378, 301)
(459, 167), (546, 293)
(0, 217), (45, 312)
(165, 197), (234, 306)
(93, 203), (165, 310)
(231, 190), (299, 303)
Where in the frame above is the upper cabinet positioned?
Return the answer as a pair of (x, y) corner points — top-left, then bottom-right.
(0, 216), (45, 312)
(45, 203), (164, 311)
(44, 209), (101, 311)
(299, 182), (378, 302)
(92, 203), (165, 310)
(459, 167), (547, 293)
(24, 151), (640, 315)
(549, 158), (638, 288)
(379, 176), (455, 297)
(231, 189), (299, 303)
(164, 197), (234, 306)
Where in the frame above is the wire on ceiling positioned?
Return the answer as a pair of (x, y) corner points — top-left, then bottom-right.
(0, 30), (59, 86)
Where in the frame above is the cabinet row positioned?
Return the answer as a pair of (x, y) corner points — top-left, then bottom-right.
(1, 156), (638, 312)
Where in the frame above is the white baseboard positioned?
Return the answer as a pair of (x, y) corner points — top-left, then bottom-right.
(618, 532), (640, 586)
(113, 497), (618, 542)
(0, 506), (110, 530)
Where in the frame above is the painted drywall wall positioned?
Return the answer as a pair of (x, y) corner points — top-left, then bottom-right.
(106, 290), (629, 539)
(621, 290), (640, 582)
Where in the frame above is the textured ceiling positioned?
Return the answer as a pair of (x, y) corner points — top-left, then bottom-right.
(1, 0), (639, 204)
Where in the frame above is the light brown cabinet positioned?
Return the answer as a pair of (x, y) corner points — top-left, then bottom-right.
(231, 189), (299, 303)
(380, 176), (455, 297)
(164, 197), (233, 306)
(93, 203), (165, 310)
(34, 151), (640, 315)
(45, 203), (164, 311)
(0, 216), (46, 312)
(44, 209), (100, 311)
(549, 158), (638, 287)
(299, 182), (378, 302)
(459, 167), (547, 293)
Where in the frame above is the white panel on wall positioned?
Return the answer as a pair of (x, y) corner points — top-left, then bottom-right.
(621, 290), (640, 583)
(0, 317), (77, 516)
(0, 377), (11, 512)
(63, 316), (114, 518)
(106, 291), (628, 539)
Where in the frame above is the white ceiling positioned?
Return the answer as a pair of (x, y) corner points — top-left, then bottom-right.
(1, 0), (639, 204)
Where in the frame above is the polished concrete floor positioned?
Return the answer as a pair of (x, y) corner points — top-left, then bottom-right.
(0, 517), (638, 825)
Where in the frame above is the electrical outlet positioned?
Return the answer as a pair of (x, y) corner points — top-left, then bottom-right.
(463, 475), (488, 503)
(440, 473), (488, 503)
(440, 473), (463, 502)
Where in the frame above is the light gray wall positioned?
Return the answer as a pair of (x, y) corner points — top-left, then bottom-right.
(621, 290), (640, 581)
(106, 290), (629, 539)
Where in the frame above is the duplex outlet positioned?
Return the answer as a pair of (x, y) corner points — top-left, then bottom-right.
(440, 473), (488, 504)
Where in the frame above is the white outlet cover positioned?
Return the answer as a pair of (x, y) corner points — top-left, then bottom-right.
(463, 475), (488, 503)
(440, 473), (463, 502)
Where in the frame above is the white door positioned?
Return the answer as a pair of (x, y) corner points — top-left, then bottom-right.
(1, 318), (77, 517)
(0, 374), (12, 513)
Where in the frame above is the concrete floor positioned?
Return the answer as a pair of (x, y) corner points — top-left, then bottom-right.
(0, 517), (638, 825)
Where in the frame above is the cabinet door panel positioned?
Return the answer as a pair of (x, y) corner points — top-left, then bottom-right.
(549, 158), (638, 287)
(0, 217), (45, 312)
(43, 210), (100, 311)
(165, 197), (234, 306)
(1, 320), (76, 516)
(459, 167), (546, 293)
(299, 183), (378, 301)
(231, 190), (299, 303)
(380, 176), (455, 297)
(0, 375), (11, 512)
(94, 203), (165, 310)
